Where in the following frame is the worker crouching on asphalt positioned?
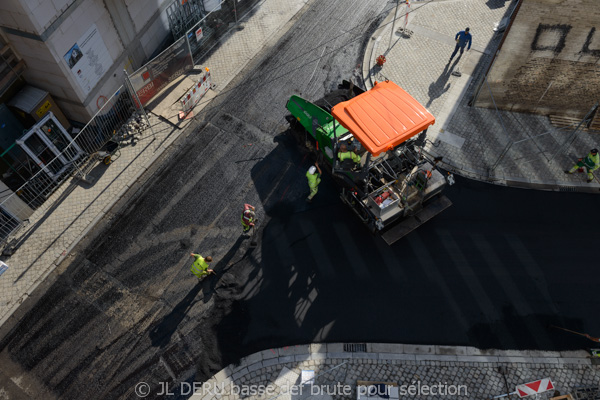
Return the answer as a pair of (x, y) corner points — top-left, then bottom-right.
(565, 148), (599, 183)
(190, 253), (215, 279)
(306, 162), (322, 202)
(241, 203), (257, 234)
(338, 143), (361, 165)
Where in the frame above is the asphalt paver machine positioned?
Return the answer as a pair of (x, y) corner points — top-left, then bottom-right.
(286, 80), (455, 244)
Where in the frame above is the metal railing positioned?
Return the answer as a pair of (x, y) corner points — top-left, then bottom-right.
(0, 84), (143, 247)
(0, 0), (266, 248)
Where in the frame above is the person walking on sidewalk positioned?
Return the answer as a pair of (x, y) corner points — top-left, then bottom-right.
(565, 148), (599, 183)
(449, 27), (472, 63)
(306, 162), (322, 202)
(241, 203), (257, 234)
(190, 253), (215, 279)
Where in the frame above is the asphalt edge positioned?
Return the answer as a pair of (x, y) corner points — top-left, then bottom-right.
(192, 343), (595, 399)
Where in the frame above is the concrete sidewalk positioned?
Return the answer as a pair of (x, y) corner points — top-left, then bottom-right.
(0, 0), (309, 337)
(186, 343), (599, 400)
(363, 0), (600, 193)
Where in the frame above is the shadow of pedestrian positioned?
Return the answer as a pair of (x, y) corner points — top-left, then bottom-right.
(486, 0), (508, 9)
(426, 61), (458, 107)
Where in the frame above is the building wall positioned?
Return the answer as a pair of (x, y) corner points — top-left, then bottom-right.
(475, 0), (600, 118)
(0, 0), (173, 123)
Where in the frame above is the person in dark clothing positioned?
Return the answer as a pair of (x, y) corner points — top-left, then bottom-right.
(449, 28), (472, 62)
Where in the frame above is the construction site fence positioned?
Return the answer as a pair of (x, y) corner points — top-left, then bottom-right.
(0, 0), (267, 247)
(0, 84), (141, 248)
(186, 0), (263, 66)
(128, 0), (262, 109)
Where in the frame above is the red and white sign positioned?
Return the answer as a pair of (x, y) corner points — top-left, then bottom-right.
(180, 68), (212, 114)
(195, 27), (203, 41)
(516, 378), (554, 398)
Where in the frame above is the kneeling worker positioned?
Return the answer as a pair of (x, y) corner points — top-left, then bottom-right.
(565, 148), (599, 183)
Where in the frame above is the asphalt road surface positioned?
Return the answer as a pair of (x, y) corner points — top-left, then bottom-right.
(1, 116), (598, 399)
(1, 0), (599, 399)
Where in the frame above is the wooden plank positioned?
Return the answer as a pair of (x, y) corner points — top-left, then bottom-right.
(550, 114), (600, 132)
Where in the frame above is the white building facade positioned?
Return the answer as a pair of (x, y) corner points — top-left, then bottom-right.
(0, 0), (173, 123)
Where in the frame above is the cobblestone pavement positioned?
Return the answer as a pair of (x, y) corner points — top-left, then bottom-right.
(187, 344), (599, 400)
(363, 0), (600, 193)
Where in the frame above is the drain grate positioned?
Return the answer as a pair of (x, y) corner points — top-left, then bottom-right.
(344, 343), (367, 352)
(559, 186), (576, 192)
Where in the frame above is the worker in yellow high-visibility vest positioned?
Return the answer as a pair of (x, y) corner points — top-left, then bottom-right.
(306, 162), (322, 202)
(565, 148), (599, 183)
(190, 253), (215, 279)
(338, 143), (361, 164)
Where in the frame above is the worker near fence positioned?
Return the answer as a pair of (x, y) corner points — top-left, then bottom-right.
(190, 253), (214, 279)
(565, 148), (599, 183)
(338, 143), (361, 165)
(306, 162), (322, 202)
(241, 203), (257, 234)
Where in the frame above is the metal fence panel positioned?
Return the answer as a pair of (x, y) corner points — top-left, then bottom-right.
(187, 0), (262, 65)
(128, 36), (194, 107)
(0, 85), (139, 247)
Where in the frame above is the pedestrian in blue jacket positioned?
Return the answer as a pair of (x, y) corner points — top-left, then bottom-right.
(449, 28), (472, 62)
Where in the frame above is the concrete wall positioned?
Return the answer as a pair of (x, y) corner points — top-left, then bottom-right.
(1, 0), (173, 122)
(475, 0), (600, 118)
(0, 0), (46, 35)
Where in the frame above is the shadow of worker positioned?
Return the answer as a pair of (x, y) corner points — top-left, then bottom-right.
(201, 235), (247, 304)
(426, 60), (457, 107)
(149, 237), (246, 348)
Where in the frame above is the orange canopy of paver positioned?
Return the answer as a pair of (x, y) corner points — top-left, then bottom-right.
(331, 81), (435, 156)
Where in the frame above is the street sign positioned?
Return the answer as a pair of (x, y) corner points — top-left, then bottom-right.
(516, 378), (554, 398)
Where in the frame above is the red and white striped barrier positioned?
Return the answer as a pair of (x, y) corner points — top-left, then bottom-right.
(516, 378), (554, 398)
(180, 67), (211, 115)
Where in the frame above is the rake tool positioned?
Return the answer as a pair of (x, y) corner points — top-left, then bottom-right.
(549, 325), (600, 342)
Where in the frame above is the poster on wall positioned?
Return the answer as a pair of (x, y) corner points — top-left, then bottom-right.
(63, 24), (112, 95)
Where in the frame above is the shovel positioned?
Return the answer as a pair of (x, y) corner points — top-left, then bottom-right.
(249, 225), (258, 248)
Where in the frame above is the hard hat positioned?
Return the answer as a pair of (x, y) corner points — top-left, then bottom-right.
(308, 166), (316, 174)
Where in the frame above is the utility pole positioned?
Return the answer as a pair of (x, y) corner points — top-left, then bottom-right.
(389, 0), (400, 49)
